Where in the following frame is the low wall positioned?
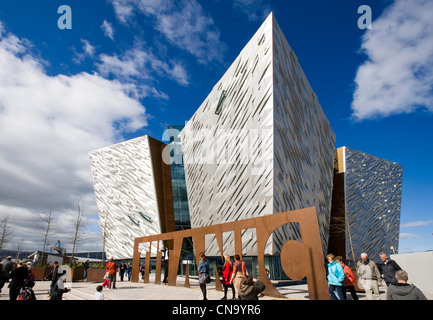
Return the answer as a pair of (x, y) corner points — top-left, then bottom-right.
(391, 251), (433, 293)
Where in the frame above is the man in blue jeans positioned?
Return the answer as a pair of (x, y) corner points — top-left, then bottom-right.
(327, 254), (345, 300)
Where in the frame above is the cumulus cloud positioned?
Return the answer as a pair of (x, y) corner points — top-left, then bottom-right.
(0, 23), (148, 251)
(351, 0), (433, 120)
(97, 42), (189, 87)
(111, 0), (227, 64)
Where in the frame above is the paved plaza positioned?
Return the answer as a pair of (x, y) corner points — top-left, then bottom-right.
(1, 274), (432, 301)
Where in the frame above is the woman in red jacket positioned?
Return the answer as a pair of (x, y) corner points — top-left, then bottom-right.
(221, 254), (235, 300)
(336, 256), (359, 300)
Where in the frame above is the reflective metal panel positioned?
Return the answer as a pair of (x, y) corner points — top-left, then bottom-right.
(180, 13), (335, 256)
(89, 136), (166, 260)
(332, 147), (403, 262)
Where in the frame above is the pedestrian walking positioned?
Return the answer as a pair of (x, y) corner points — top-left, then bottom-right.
(356, 253), (382, 300)
(49, 267), (71, 300)
(119, 262), (126, 281)
(45, 261), (63, 297)
(386, 270), (427, 300)
(102, 268), (110, 288)
(95, 285), (105, 300)
(198, 252), (210, 300)
(0, 256), (13, 288)
(230, 254), (247, 300)
(83, 260), (90, 280)
(336, 256), (359, 300)
(326, 254), (345, 300)
(9, 260), (29, 300)
(377, 252), (401, 286)
(106, 258), (118, 289)
(126, 263), (132, 281)
(163, 244), (169, 284)
(221, 254), (235, 300)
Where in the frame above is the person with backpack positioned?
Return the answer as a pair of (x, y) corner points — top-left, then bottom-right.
(230, 254), (247, 300)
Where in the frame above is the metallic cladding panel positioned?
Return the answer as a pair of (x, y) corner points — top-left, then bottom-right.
(181, 13), (274, 256)
(181, 13), (336, 256)
(272, 17), (336, 255)
(344, 147), (402, 261)
(89, 136), (163, 260)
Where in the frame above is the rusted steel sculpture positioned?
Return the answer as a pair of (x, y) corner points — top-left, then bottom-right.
(131, 207), (329, 300)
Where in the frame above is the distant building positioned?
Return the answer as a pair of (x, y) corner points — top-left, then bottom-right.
(329, 147), (403, 263)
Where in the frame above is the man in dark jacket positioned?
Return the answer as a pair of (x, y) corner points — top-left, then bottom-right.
(238, 275), (266, 300)
(377, 253), (401, 286)
(45, 261), (63, 297)
(9, 261), (29, 300)
(386, 270), (427, 300)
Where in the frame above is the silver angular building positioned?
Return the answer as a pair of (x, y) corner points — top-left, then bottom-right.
(180, 13), (336, 256)
(89, 136), (175, 260)
(329, 147), (403, 263)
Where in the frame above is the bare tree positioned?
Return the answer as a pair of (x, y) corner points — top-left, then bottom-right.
(71, 197), (85, 262)
(39, 206), (55, 253)
(100, 213), (114, 262)
(0, 216), (12, 251)
(16, 238), (24, 260)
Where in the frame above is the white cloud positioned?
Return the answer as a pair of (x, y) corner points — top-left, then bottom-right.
(73, 39), (96, 64)
(0, 23), (148, 252)
(101, 20), (115, 40)
(351, 0), (433, 120)
(97, 42), (189, 88)
(400, 233), (422, 239)
(233, 0), (272, 21)
(401, 220), (433, 228)
(111, 0), (227, 64)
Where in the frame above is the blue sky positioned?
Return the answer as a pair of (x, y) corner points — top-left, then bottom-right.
(0, 0), (432, 255)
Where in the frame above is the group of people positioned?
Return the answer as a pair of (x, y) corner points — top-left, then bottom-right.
(0, 256), (36, 300)
(198, 252), (266, 301)
(0, 256), (71, 300)
(326, 252), (427, 300)
(0, 257), (76, 301)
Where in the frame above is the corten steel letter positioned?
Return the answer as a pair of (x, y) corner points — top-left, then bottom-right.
(131, 207), (329, 300)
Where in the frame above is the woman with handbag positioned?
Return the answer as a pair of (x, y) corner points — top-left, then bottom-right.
(198, 252), (210, 300)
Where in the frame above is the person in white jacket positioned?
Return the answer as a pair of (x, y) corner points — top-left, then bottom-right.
(49, 267), (71, 300)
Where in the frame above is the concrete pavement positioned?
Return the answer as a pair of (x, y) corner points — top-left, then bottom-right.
(1, 274), (432, 301)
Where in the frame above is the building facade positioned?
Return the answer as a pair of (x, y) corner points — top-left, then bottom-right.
(180, 13), (336, 256)
(89, 136), (175, 260)
(89, 13), (402, 272)
(329, 147), (403, 263)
